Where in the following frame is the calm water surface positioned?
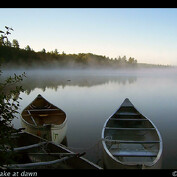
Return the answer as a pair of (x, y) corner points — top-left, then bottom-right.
(3, 68), (177, 169)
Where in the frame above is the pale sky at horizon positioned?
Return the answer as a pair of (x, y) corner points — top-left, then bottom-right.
(1, 8), (177, 65)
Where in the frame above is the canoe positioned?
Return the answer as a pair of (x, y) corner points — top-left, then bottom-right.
(4, 131), (102, 169)
(102, 98), (163, 169)
(21, 94), (67, 144)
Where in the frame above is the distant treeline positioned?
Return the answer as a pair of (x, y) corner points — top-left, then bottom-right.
(0, 26), (171, 69)
(0, 37), (169, 69)
(0, 41), (139, 69)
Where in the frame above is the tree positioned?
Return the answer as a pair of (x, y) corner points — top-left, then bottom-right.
(62, 51), (66, 56)
(0, 35), (4, 46)
(0, 70), (26, 166)
(4, 40), (11, 47)
(0, 26), (13, 46)
(41, 48), (46, 53)
(12, 39), (20, 48)
(0, 26), (25, 166)
(128, 57), (137, 64)
(121, 55), (127, 63)
(25, 45), (31, 51)
(117, 56), (122, 63)
(54, 49), (59, 55)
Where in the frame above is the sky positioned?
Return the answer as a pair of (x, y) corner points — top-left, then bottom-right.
(1, 8), (177, 65)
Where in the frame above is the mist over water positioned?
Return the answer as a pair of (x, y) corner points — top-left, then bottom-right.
(2, 67), (177, 169)
(2, 66), (177, 85)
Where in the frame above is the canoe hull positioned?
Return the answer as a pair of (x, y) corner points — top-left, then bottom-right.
(5, 132), (102, 169)
(102, 98), (163, 169)
(21, 94), (67, 144)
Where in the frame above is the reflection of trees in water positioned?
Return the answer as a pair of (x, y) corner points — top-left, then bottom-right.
(1, 70), (137, 95)
(23, 75), (137, 95)
(107, 76), (136, 85)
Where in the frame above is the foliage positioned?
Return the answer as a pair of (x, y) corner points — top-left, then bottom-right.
(0, 26), (25, 167)
(0, 71), (26, 166)
(12, 39), (20, 48)
(0, 26), (14, 47)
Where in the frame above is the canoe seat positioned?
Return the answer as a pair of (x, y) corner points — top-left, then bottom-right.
(116, 112), (139, 116)
(105, 127), (155, 130)
(110, 118), (147, 121)
(110, 143), (158, 157)
(111, 150), (157, 157)
(104, 139), (160, 144)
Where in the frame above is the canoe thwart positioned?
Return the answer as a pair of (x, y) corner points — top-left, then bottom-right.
(110, 118), (147, 121)
(25, 109), (60, 112)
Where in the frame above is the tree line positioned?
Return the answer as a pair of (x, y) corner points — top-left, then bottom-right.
(0, 32), (137, 69)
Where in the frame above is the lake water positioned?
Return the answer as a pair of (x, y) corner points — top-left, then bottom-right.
(3, 68), (177, 169)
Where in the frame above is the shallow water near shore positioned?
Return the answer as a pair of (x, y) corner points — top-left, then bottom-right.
(3, 68), (177, 169)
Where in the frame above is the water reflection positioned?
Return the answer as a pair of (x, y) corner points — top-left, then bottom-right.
(21, 71), (137, 94)
(1, 69), (137, 91)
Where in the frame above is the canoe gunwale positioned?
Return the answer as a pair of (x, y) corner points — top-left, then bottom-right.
(101, 98), (163, 168)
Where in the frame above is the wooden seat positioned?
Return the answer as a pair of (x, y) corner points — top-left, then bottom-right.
(110, 143), (158, 158)
(111, 150), (157, 157)
(116, 112), (139, 116)
(105, 127), (155, 130)
(110, 118), (147, 121)
(103, 139), (160, 144)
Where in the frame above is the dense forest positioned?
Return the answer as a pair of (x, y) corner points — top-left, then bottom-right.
(0, 45), (138, 69)
(0, 28), (138, 69)
(0, 27), (167, 69)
